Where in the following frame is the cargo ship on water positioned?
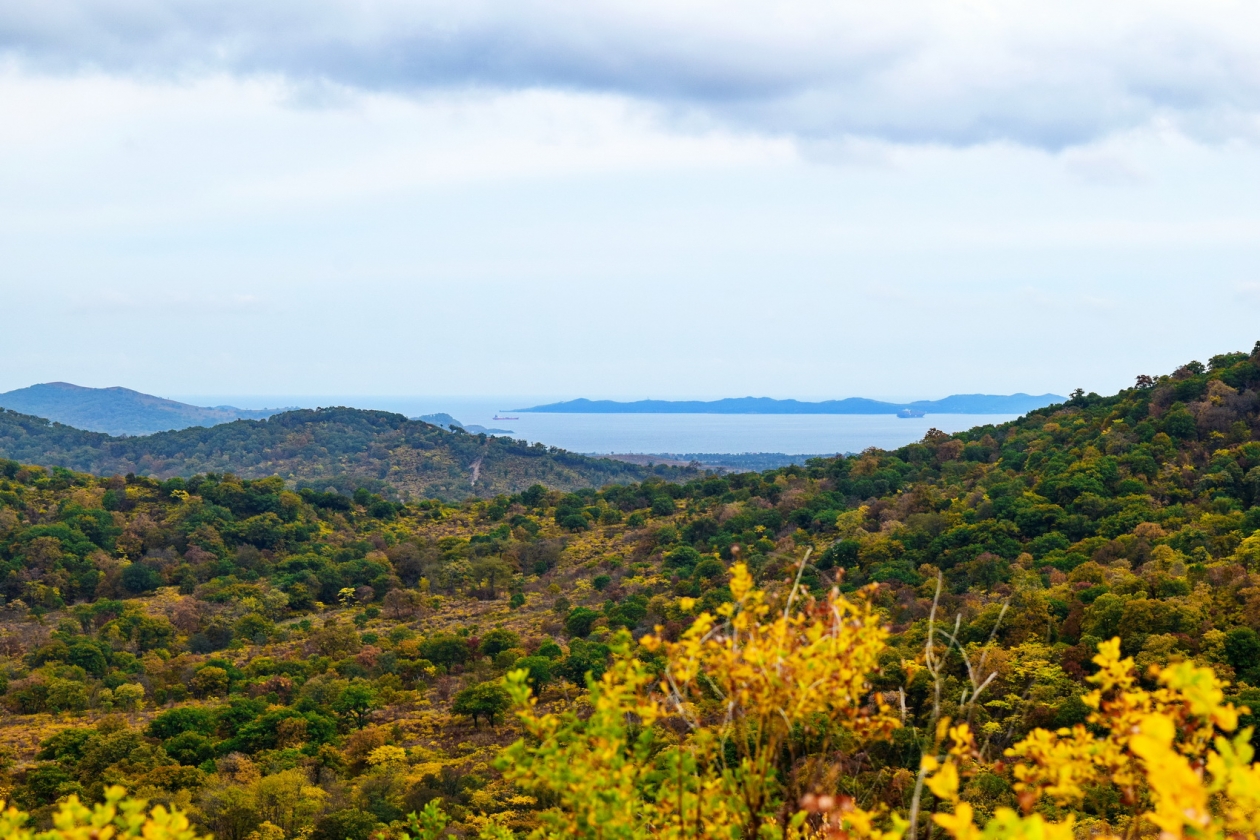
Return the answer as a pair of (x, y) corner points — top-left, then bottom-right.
(897, 408), (926, 418)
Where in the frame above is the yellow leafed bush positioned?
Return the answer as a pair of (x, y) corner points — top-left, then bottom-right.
(500, 562), (904, 840)
(502, 563), (1260, 840)
(929, 638), (1260, 840)
(0, 786), (205, 840)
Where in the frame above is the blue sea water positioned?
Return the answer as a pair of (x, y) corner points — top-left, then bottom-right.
(171, 394), (1018, 457)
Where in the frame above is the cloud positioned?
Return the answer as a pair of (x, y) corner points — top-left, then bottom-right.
(2, 1), (1260, 150)
(1061, 149), (1147, 185)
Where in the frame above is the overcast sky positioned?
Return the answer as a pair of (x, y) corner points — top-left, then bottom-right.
(2, 1), (1260, 400)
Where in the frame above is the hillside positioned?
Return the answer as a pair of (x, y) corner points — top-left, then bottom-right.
(0, 383), (285, 436)
(0, 406), (696, 501)
(1, 343), (1260, 837)
(518, 392), (1064, 414)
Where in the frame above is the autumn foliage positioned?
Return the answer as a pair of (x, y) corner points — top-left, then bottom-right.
(3, 344), (1260, 839)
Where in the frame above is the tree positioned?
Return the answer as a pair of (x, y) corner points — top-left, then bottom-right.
(520, 484), (547, 507)
(565, 607), (601, 639)
(333, 682), (379, 729)
(252, 768), (326, 837)
(555, 639), (611, 685)
(451, 681), (511, 728)
(382, 588), (422, 619)
(1226, 627), (1260, 674)
(121, 562), (163, 594)
(164, 731), (215, 767)
(148, 706), (216, 740)
(1162, 407), (1197, 439)
(190, 666), (229, 698)
(66, 641), (108, 677)
(112, 682), (145, 711)
(199, 784), (261, 840)
(310, 809), (379, 840)
(513, 656), (553, 691)
(478, 628), (521, 658)
(419, 633), (471, 668)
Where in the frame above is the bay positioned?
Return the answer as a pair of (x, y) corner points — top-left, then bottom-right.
(172, 393), (1017, 457)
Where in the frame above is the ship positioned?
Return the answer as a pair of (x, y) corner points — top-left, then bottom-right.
(493, 415), (519, 421)
(897, 408), (926, 418)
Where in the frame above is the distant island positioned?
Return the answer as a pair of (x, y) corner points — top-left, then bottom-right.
(0, 382), (290, 436)
(601, 452), (823, 471)
(414, 412), (514, 435)
(515, 393), (1064, 415)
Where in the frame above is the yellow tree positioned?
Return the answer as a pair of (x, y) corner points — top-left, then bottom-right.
(499, 562), (902, 840)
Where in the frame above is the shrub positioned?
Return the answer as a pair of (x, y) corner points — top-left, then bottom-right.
(0, 785), (209, 840)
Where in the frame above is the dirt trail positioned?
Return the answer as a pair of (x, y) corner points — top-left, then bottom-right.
(469, 455), (483, 486)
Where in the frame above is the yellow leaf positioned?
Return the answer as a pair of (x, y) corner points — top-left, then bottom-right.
(926, 761), (960, 801)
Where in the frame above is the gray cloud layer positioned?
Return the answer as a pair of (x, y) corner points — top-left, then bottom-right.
(3, 1), (1260, 148)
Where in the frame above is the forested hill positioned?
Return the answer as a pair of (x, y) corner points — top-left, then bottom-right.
(1, 346), (1260, 837)
(0, 382), (284, 436)
(0, 406), (694, 500)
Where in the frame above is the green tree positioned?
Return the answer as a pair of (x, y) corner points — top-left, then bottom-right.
(333, 682), (379, 729)
(478, 628), (521, 658)
(164, 731), (215, 767)
(514, 656), (553, 691)
(451, 681), (511, 728)
(418, 633), (470, 668)
(1226, 627), (1260, 675)
(311, 808), (380, 840)
(121, 562), (163, 594)
(565, 607), (601, 639)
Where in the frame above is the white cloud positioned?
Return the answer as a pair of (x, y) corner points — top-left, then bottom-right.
(3, 1), (1260, 148)
(2, 5), (1260, 399)
(0, 70), (793, 233)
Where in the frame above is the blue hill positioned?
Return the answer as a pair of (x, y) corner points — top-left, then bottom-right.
(0, 382), (288, 436)
(515, 394), (1064, 415)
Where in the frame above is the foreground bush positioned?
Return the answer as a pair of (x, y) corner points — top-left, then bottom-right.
(0, 786), (203, 840)
(499, 563), (1260, 840)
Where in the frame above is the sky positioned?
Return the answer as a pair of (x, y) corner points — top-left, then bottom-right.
(2, 1), (1260, 401)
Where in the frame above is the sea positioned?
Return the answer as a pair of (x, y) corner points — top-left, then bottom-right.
(171, 395), (1017, 460)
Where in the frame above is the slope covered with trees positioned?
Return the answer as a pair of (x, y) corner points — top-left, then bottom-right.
(0, 407), (695, 501)
(1, 343), (1260, 839)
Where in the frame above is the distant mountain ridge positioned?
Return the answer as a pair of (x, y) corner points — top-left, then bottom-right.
(0, 382), (287, 436)
(515, 393), (1064, 415)
(0, 405), (696, 500)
